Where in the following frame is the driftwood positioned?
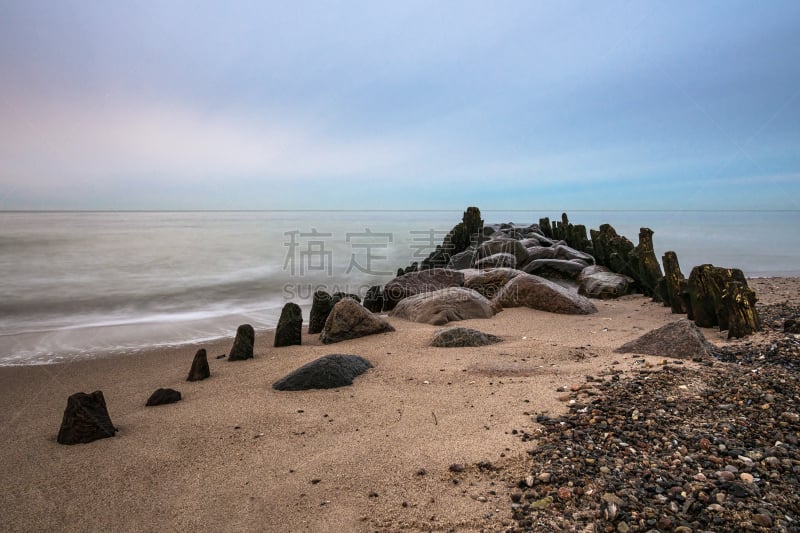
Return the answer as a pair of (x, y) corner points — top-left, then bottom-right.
(687, 264), (760, 337)
(661, 251), (688, 314)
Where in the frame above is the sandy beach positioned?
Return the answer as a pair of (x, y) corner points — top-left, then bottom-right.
(0, 277), (797, 532)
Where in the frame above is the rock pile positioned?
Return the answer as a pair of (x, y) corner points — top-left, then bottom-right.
(507, 360), (800, 532)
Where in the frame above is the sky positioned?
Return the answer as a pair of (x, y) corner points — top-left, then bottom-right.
(0, 0), (798, 211)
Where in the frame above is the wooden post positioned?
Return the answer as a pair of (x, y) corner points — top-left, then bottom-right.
(723, 281), (761, 338)
(662, 251), (688, 314)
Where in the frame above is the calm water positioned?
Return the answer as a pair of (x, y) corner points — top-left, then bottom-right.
(0, 210), (797, 365)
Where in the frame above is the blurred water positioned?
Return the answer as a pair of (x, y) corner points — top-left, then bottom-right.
(0, 210), (797, 365)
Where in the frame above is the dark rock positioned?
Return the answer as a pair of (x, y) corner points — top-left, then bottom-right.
(615, 319), (714, 359)
(187, 348), (210, 381)
(320, 298), (395, 344)
(522, 259), (587, 280)
(630, 228), (665, 301)
(390, 287), (496, 326)
(57, 391), (116, 445)
(228, 324), (255, 361)
(275, 302), (303, 347)
(382, 268), (465, 311)
(464, 268), (521, 299)
(539, 213), (591, 252)
(308, 290), (335, 334)
(474, 252), (517, 269)
(578, 270), (634, 299)
(475, 238), (529, 267)
(272, 354), (373, 391)
(431, 327), (502, 347)
(494, 273), (597, 315)
(687, 265), (760, 337)
(145, 388), (182, 406)
(525, 246), (557, 260)
(577, 264), (611, 282)
(363, 285), (384, 313)
(722, 281), (760, 339)
(785, 318), (800, 334)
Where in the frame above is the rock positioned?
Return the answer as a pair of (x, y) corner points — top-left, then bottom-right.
(272, 354), (373, 391)
(474, 252), (516, 269)
(494, 273), (597, 315)
(578, 270), (634, 299)
(522, 259), (586, 280)
(57, 391), (116, 445)
(615, 319), (714, 359)
(785, 318), (800, 334)
(446, 248), (476, 270)
(308, 290), (335, 334)
(320, 298), (395, 344)
(431, 327), (502, 347)
(390, 287), (496, 326)
(630, 228), (664, 301)
(186, 348), (210, 381)
(333, 292), (361, 304)
(463, 268), (521, 299)
(145, 388), (182, 406)
(228, 324), (255, 361)
(382, 268), (465, 311)
(275, 302), (303, 347)
(475, 238), (529, 266)
(525, 246), (558, 261)
(363, 285), (384, 313)
(576, 264), (611, 282)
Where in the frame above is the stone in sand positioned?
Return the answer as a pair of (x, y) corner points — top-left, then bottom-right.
(431, 327), (502, 347)
(578, 270), (634, 300)
(308, 290), (335, 334)
(272, 354), (373, 391)
(274, 302), (303, 347)
(57, 390), (116, 445)
(382, 268), (465, 311)
(228, 324), (255, 361)
(145, 388), (182, 406)
(320, 298), (395, 344)
(390, 287), (496, 326)
(614, 319), (714, 359)
(186, 348), (210, 381)
(494, 273), (597, 315)
(464, 268), (521, 299)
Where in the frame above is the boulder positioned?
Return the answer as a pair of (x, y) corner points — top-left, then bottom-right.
(186, 348), (210, 381)
(494, 273), (597, 315)
(473, 252), (516, 270)
(274, 302), (303, 347)
(333, 292), (361, 304)
(525, 246), (557, 261)
(578, 271), (634, 299)
(57, 391), (116, 445)
(614, 319), (714, 359)
(464, 268), (521, 299)
(446, 249), (476, 270)
(308, 290), (335, 334)
(228, 324), (255, 361)
(552, 244), (594, 264)
(475, 239), (528, 266)
(431, 327), (502, 347)
(577, 264), (611, 282)
(390, 287), (495, 326)
(145, 388), (182, 406)
(382, 268), (465, 311)
(522, 259), (587, 279)
(272, 354), (373, 391)
(320, 298), (395, 344)
(363, 285), (384, 313)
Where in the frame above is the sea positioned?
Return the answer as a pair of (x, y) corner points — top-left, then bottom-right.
(1, 210), (798, 366)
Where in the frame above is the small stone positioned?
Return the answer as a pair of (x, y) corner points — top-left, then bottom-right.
(780, 411), (800, 423)
(707, 503), (723, 512)
(752, 513), (773, 527)
(740, 472), (754, 483)
(557, 487), (572, 500)
(617, 522), (629, 533)
(449, 463), (465, 473)
(476, 496), (487, 503)
(537, 472), (552, 483)
(531, 496), (553, 509)
(716, 470), (735, 481)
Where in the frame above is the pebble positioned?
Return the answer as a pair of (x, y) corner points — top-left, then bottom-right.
(508, 313), (800, 533)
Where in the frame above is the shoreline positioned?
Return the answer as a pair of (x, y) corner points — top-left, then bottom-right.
(1, 276), (797, 531)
